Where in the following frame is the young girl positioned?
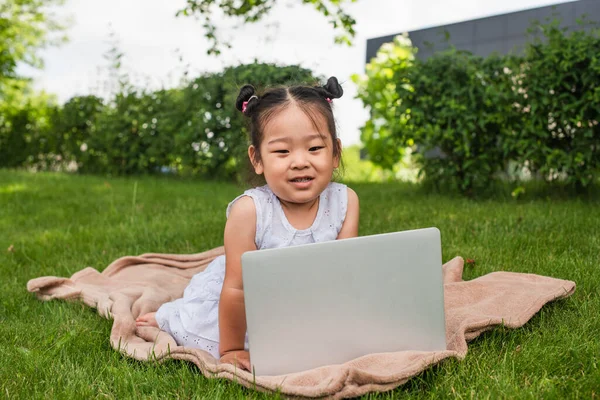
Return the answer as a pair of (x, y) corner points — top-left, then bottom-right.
(136, 76), (360, 371)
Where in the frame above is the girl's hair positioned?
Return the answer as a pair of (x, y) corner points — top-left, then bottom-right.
(235, 76), (344, 166)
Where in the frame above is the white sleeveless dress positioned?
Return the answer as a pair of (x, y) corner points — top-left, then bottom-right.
(155, 182), (349, 358)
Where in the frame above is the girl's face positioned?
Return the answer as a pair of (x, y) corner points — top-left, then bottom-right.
(248, 104), (340, 205)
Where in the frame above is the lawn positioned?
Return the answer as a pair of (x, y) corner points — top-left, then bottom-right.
(1, 169), (598, 399)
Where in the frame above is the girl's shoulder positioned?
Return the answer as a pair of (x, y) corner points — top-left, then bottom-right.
(326, 181), (347, 194)
(325, 182), (358, 206)
(321, 181), (349, 214)
(225, 185), (272, 219)
(225, 185), (275, 249)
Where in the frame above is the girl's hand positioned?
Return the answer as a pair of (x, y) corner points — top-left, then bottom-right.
(220, 350), (252, 372)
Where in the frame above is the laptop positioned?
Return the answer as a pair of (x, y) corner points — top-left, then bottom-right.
(241, 227), (446, 376)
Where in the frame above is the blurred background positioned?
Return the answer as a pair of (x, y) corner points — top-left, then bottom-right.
(2, 0), (598, 193)
(15, 0), (583, 146)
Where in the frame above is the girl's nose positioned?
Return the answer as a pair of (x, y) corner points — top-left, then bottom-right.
(290, 151), (309, 169)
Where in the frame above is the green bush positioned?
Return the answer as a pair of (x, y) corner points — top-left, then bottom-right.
(74, 62), (317, 178)
(354, 19), (599, 194)
(509, 19), (600, 189)
(352, 35), (413, 170)
(0, 93), (56, 168)
(0, 107), (35, 168)
(354, 38), (519, 194)
(0, 62), (319, 179)
(78, 89), (181, 175)
(398, 50), (519, 194)
(49, 95), (105, 169)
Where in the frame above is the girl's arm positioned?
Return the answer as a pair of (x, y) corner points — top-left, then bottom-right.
(219, 196), (257, 357)
(336, 187), (359, 240)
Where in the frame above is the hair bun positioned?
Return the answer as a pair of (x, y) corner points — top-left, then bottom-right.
(322, 76), (343, 99)
(235, 85), (257, 113)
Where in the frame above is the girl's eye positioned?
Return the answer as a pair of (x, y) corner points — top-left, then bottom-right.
(309, 146), (324, 152)
(274, 150), (289, 154)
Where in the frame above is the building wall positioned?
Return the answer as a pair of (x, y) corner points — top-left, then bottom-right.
(366, 0), (600, 62)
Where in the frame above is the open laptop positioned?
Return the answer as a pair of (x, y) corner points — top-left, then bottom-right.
(241, 227), (446, 376)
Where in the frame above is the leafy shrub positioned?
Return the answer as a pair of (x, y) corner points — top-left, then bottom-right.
(49, 95), (104, 168)
(0, 62), (319, 178)
(352, 35), (414, 170)
(354, 38), (519, 194)
(0, 93), (56, 168)
(78, 89), (181, 175)
(508, 19), (600, 189)
(397, 49), (519, 194)
(354, 19), (599, 194)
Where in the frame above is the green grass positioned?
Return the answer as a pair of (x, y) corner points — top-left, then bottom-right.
(1, 169), (598, 399)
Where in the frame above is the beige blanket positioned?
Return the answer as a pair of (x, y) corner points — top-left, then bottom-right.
(27, 249), (575, 399)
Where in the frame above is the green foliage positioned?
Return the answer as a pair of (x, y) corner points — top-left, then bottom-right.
(94, 62), (316, 179)
(49, 95), (105, 167)
(0, 0), (67, 169)
(508, 19), (600, 189)
(177, 0), (357, 55)
(399, 50), (520, 194)
(352, 35), (414, 170)
(0, 91), (56, 168)
(77, 89), (180, 175)
(0, 0), (67, 110)
(0, 63), (319, 179)
(0, 0), (66, 74)
(354, 19), (600, 194)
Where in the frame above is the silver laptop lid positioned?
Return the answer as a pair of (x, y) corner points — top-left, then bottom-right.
(242, 227), (446, 376)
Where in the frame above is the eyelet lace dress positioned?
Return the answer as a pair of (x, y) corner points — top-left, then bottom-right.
(155, 182), (348, 358)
